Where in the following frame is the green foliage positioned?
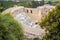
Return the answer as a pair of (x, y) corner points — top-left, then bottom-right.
(0, 1), (41, 10)
(0, 13), (25, 40)
(17, 1), (40, 8)
(0, 1), (16, 10)
(0, 6), (4, 12)
(33, 37), (40, 40)
(31, 1), (40, 8)
(39, 3), (60, 40)
(20, 2), (33, 8)
(0, 3), (4, 12)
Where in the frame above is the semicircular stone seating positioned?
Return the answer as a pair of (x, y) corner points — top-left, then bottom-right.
(15, 12), (45, 39)
(2, 7), (46, 39)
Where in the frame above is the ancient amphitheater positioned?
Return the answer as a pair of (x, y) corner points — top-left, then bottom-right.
(2, 5), (55, 40)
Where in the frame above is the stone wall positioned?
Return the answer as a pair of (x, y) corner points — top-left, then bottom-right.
(24, 8), (42, 23)
(3, 5), (55, 23)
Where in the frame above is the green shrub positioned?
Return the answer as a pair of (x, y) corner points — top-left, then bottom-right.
(39, 3), (60, 40)
(0, 13), (24, 40)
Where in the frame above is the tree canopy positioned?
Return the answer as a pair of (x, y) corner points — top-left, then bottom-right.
(0, 13), (25, 40)
(39, 3), (60, 40)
